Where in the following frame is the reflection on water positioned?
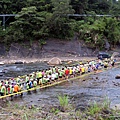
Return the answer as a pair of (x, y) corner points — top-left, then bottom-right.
(0, 62), (120, 108)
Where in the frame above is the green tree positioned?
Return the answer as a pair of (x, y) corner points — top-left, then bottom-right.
(70, 0), (88, 14)
(4, 6), (52, 43)
(103, 17), (120, 47)
(26, 0), (52, 12)
(0, 0), (28, 14)
(88, 0), (111, 14)
(75, 17), (120, 49)
(109, 0), (120, 15)
(49, 0), (75, 39)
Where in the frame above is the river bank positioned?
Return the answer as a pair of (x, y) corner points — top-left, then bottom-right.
(0, 56), (97, 64)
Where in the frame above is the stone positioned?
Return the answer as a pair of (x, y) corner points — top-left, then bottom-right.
(47, 57), (62, 65)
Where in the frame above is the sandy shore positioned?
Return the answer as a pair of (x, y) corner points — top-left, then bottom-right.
(0, 56), (97, 64)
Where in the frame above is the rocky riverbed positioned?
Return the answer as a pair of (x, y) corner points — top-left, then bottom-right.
(0, 64), (120, 120)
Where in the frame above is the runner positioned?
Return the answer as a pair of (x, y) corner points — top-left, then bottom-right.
(65, 67), (70, 79)
(0, 58), (119, 98)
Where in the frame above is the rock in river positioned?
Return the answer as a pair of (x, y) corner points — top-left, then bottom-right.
(47, 57), (62, 65)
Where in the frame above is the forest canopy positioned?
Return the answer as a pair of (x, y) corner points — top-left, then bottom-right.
(0, 0), (120, 49)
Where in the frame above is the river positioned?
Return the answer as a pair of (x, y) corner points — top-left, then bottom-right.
(0, 62), (120, 109)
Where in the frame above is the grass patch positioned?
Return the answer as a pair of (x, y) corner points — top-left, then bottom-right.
(50, 107), (60, 114)
(88, 101), (102, 116)
(58, 94), (69, 112)
(102, 97), (111, 109)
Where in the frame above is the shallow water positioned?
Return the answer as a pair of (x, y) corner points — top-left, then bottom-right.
(0, 62), (49, 79)
(0, 63), (120, 109)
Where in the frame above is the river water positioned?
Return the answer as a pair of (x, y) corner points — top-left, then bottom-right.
(0, 62), (120, 109)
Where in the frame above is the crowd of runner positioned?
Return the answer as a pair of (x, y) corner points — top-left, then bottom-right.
(0, 58), (116, 96)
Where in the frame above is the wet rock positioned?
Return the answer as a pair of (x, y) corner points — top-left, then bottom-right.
(57, 112), (70, 119)
(115, 75), (120, 79)
(0, 73), (3, 76)
(13, 112), (19, 116)
(96, 77), (98, 79)
(41, 111), (49, 118)
(0, 62), (4, 65)
(112, 81), (115, 83)
(112, 104), (120, 110)
(75, 106), (86, 111)
(28, 105), (35, 109)
(2, 69), (8, 73)
(75, 104), (90, 112)
(102, 109), (112, 114)
(15, 61), (24, 64)
(114, 83), (118, 86)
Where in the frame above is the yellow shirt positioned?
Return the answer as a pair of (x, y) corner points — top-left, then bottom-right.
(81, 67), (85, 73)
(69, 69), (73, 74)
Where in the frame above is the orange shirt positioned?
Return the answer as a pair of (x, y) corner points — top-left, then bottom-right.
(14, 85), (19, 92)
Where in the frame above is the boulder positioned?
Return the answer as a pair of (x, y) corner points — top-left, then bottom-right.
(0, 62), (4, 65)
(115, 75), (120, 79)
(47, 57), (62, 65)
(15, 61), (24, 64)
